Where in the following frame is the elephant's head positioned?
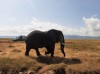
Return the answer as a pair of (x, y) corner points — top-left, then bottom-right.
(47, 29), (65, 57)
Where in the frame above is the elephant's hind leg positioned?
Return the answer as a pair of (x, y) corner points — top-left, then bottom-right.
(25, 45), (31, 56)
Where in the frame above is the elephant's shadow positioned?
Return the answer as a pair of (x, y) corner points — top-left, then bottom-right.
(29, 56), (81, 65)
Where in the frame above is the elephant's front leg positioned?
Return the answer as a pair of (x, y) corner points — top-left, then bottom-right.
(35, 48), (41, 56)
(50, 44), (55, 57)
(51, 48), (54, 57)
(45, 46), (51, 55)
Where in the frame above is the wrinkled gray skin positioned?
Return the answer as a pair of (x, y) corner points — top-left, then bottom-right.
(25, 29), (65, 57)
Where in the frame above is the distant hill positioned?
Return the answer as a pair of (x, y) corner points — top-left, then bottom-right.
(0, 36), (16, 38)
(0, 35), (100, 39)
(64, 35), (100, 39)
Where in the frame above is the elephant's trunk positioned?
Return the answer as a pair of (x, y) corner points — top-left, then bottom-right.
(60, 34), (65, 57)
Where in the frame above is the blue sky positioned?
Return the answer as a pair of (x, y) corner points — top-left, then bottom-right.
(0, 0), (100, 36)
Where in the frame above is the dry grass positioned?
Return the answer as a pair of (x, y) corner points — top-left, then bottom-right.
(11, 49), (22, 52)
(0, 39), (100, 74)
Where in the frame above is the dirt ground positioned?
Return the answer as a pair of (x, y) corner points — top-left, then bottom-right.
(0, 39), (100, 74)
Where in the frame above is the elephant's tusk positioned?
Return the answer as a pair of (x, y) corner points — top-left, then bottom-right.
(62, 43), (66, 46)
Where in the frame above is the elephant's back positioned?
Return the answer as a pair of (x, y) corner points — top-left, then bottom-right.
(25, 30), (47, 44)
(26, 30), (43, 38)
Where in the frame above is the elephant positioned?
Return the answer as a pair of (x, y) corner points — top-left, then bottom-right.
(25, 29), (65, 57)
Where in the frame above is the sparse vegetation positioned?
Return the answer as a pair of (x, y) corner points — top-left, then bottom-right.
(65, 39), (100, 50)
(0, 57), (43, 73)
(0, 38), (100, 74)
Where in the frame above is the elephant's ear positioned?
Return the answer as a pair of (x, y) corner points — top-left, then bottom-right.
(47, 29), (59, 43)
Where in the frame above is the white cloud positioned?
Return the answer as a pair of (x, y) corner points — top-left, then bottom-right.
(82, 17), (100, 36)
(30, 17), (64, 31)
(28, 17), (79, 35)
(0, 17), (100, 36)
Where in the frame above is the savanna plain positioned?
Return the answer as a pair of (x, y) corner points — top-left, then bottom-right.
(0, 38), (100, 74)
